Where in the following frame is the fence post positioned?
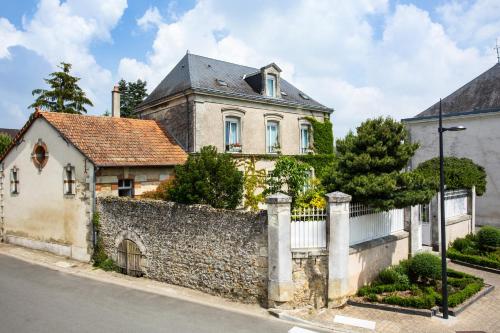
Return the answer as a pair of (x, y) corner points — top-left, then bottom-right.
(266, 193), (293, 307)
(469, 186), (476, 234)
(325, 191), (352, 308)
(409, 205), (422, 257)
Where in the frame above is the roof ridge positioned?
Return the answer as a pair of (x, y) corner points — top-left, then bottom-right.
(39, 111), (157, 123)
(187, 53), (258, 71)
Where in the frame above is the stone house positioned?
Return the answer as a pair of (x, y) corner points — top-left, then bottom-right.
(0, 110), (187, 261)
(403, 62), (500, 227)
(135, 53), (333, 171)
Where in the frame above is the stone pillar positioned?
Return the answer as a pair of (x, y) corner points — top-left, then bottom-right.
(409, 205), (422, 257)
(325, 191), (351, 308)
(469, 186), (476, 234)
(266, 193), (293, 307)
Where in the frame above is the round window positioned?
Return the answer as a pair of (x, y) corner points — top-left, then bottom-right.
(32, 140), (49, 170)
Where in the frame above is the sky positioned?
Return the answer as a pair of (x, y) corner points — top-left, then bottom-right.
(0, 0), (499, 139)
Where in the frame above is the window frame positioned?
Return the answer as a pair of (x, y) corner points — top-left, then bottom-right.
(300, 123), (312, 154)
(63, 164), (76, 196)
(224, 116), (242, 153)
(266, 120), (280, 154)
(10, 167), (19, 195)
(266, 74), (276, 97)
(118, 179), (134, 197)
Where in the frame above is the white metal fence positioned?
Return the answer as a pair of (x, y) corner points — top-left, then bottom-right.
(290, 207), (327, 250)
(349, 203), (405, 246)
(444, 189), (469, 219)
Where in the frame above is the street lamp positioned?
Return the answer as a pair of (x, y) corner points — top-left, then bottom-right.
(438, 99), (466, 319)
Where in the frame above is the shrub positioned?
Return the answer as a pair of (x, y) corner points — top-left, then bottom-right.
(169, 146), (244, 209)
(0, 133), (12, 157)
(378, 266), (410, 287)
(383, 293), (435, 309)
(264, 156), (310, 203)
(447, 281), (483, 308)
(477, 226), (500, 249)
(447, 248), (500, 269)
(409, 253), (442, 283)
(451, 237), (474, 253)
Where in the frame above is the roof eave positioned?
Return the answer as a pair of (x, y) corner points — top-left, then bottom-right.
(402, 107), (500, 123)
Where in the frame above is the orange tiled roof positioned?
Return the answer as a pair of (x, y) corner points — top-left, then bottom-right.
(37, 112), (187, 167)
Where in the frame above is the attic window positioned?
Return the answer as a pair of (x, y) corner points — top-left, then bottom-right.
(216, 79), (228, 86)
(266, 74), (277, 97)
(32, 139), (49, 171)
(299, 93), (310, 100)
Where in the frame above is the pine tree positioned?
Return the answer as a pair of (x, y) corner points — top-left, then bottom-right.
(0, 134), (12, 156)
(117, 79), (148, 118)
(323, 117), (435, 210)
(29, 62), (93, 114)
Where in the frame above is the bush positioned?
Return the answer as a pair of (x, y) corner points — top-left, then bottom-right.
(409, 253), (442, 283)
(378, 266), (410, 287)
(451, 237), (475, 253)
(477, 226), (500, 249)
(264, 156), (310, 203)
(383, 293), (435, 309)
(0, 133), (12, 157)
(415, 157), (487, 196)
(447, 248), (500, 269)
(447, 281), (483, 308)
(141, 179), (174, 200)
(169, 146), (244, 209)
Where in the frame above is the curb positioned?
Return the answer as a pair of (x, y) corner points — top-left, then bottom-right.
(439, 284), (495, 316)
(347, 299), (438, 317)
(268, 309), (353, 333)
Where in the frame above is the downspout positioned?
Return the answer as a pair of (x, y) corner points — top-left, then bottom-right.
(0, 163), (4, 242)
(185, 93), (191, 152)
(91, 165), (99, 248)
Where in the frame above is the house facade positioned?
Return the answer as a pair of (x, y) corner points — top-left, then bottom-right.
(404, 63), (500, 227)
(135, 54), (333, 168)
(0, 111), (187, 261)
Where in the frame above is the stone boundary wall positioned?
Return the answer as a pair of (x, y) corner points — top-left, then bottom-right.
(97, 197), (268, 304)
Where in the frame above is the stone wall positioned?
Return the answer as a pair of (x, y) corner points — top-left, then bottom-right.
(291, 254), (328, 309)
(97, 197), (268, 304)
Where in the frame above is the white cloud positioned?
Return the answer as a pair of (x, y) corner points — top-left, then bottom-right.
(0, 0), (127, 119)
(120, 0), (498, 138)
(137, 7), (163, 31)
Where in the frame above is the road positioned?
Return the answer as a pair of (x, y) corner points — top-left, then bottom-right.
(0, 254), (318, 333)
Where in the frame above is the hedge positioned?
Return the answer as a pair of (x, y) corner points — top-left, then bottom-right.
(447, 248), (500, 270)
(305, 116), (334, 154)
(295, 154), (336, 180)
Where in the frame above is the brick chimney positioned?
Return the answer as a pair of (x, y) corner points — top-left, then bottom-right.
(111, 85), (120, 118)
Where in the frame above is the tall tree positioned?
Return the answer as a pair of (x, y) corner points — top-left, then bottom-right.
(323, 117), (435, 210)
(117, 79), (148, 118)
(30, 62), (93, 114)
(0, 134), (12, 156)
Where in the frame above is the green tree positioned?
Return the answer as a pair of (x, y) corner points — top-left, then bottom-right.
(118, 79), (148, 118)
(168, 146), (244, 209)
(415, 157), (487, 195)
(264, 156), (311, 203)
(29, 62), (93, 114)
(0, 134), (13, 156)
(323, 117), (435, 210)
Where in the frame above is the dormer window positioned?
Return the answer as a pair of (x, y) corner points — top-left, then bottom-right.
(266, 74), (276, 97)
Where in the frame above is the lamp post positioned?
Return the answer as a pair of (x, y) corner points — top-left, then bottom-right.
(438, 99), (466, 319)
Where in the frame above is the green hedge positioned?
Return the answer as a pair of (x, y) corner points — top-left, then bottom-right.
(382, 293), (436, 309)
(295, 154), (335, 180)
(306, 117), (334, 154)
(447, 248), (500, 270)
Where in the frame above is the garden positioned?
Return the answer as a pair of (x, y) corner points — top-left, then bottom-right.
(447, 226), (500, 271)
(356, 253), (485, 310)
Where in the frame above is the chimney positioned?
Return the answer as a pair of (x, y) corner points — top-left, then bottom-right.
(111, 85), (120, 118)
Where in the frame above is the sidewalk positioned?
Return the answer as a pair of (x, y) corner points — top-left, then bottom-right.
(0, 243), (273, 321)
(281, 262), (500, 333)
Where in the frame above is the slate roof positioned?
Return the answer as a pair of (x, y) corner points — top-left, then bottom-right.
(1, 112), (187, 167)
(138, 53), (332, 112)
(412, 63), (500, 119)
(0, 128), (18, 139)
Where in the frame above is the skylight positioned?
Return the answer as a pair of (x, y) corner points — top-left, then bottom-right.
(299, 93), (310, 100)
(216, 79), (228, 86)
(280, 91), (287, 96)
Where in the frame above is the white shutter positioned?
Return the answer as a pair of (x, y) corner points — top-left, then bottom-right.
(63, 167), (69, 195)
(70, 167), (76, 195)
(10, 168), (14, 194)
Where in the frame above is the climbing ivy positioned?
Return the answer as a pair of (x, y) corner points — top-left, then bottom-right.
(306, 116), (334, 154)
(240, 157), (267, 211)
(91, 212), (118, 271)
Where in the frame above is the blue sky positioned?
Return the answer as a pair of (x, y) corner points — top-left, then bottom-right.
(0, 0), (499, 138)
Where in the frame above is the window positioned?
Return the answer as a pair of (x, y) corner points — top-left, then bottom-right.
(32, 139), (49, 170)
(300, 124), (311, 154)
(225, 117), (241, 152)
(267, 121), (280, 153)
(64, 164), (76, 195)
(266, 74), (276, 97)
(10, 167), (19, 194)
(118, 179), (134, 197)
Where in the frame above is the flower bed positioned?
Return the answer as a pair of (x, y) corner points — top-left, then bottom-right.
(447, 226), (500, 271)
(356, 253), (485, 310)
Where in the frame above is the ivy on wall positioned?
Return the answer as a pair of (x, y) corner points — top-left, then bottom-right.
(240, 157), (267, 211)
(306, 116), (334, 154)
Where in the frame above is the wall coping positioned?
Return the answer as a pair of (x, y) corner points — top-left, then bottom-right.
(266, 192), (292, 204)
(349, 231), (409, 255)
(325, 192), (352, 203)
(446, 214), (472, 226)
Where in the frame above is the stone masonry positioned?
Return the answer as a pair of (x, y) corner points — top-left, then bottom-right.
(97, 197), (268, 304)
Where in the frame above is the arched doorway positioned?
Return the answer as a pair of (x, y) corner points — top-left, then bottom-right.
(117, 239), (143, 277)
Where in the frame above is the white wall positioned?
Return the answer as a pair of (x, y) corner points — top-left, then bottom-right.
(406, 112), (500, 227)
(0, 118), (93, 261)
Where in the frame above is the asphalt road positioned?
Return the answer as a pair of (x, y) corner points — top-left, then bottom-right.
(0, 254), (311, 333)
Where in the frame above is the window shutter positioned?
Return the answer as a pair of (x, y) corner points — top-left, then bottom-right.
(10, 169), (14, 194)
(63, 168), (69, 195)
